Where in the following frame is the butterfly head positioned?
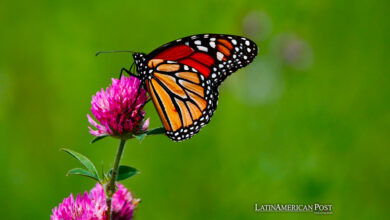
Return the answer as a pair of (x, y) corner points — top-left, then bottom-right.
(132, 53), (148, 79)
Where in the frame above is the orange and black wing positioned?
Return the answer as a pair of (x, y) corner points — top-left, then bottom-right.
(144, 60), (218, 141)
(140, 34), (258, 141)
(146, 34), (258, 86)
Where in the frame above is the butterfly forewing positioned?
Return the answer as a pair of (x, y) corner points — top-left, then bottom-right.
(147, 34), (258, 86)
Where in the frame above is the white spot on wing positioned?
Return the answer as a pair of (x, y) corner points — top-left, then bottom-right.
(197, 46), (208, 52)
(216, 52), (224, 61)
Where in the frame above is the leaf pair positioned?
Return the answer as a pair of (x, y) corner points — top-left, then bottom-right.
(61, 148), (140, 182)
(62, 148), (101, 182)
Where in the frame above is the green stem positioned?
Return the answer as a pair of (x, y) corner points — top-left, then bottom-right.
(106, 139), (126, 220)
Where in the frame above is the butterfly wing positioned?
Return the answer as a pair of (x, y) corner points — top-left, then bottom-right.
(146, 34), (258, 86)
(141, 34), (258, 141)
(144, 60), (218, 141)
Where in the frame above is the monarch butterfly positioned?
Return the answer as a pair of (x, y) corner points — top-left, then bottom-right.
(117, 34), (258, 141)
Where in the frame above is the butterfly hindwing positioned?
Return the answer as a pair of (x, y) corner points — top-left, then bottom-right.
(144, 60), (218, 141)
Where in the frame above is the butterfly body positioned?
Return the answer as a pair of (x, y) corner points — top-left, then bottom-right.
(132, 34), (258, 141)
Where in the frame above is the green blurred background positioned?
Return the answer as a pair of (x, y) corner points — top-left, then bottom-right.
(0, 0), (389, 219)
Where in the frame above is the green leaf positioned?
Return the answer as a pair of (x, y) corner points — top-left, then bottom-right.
(91, 135), (108, 144)
(134, 133), (147, 142)
(109, 165), (139, 181)
(61, 148), (100, 181)
(146, 127), (165, 135)
(133, 127), (165, 142)
(67, 168), (100, 181)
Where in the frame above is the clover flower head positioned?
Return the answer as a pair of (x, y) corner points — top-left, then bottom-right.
(87, 76), (149, 138)
(51, 183), (138, 220)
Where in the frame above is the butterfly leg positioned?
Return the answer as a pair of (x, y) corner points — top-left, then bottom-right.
(130, 83), (144, 108)
(120, 67), (138, 78)
(134, 99), (151, 120)
(129, 83), (150, 119)
(138, 98), (151, 109)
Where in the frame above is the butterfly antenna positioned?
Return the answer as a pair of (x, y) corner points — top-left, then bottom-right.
(95, 50), (136, 56)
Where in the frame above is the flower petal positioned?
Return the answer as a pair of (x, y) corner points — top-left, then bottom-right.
(87, 76), (149, 138)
